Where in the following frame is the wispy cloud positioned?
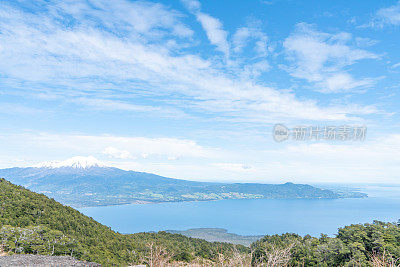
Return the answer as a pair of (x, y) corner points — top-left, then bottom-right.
(56, 0), (194, 38)
(0, 103), (44, 115)
(0, 0), (397, 183)
(283, 23), (379, 93)
(196, 13), (230, 58)
(0, 1), (380, 125)
(181, 0), (230, 58)
(233, 24), (269, 57)
(370, 1), (400, 28)
(103, 147), (133, 159)
(0, 132), (219, 162)
(71, 97), (188, 118)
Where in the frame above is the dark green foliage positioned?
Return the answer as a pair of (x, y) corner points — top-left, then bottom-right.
(0, 225), (77, 255)
(252, 221), (400, 266)
(0, 178), (248, 266)
(173, 251), (194, 262)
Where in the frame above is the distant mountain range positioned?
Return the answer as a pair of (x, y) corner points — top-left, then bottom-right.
(0, 157), (367, 207)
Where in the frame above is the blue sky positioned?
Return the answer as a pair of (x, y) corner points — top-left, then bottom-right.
(1, 0), (400, 183)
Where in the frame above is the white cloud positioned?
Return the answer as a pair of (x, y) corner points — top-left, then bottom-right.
(72, 97), (188, 118)
(1, 131), (400, 183)
(196, 13), (230, 57)
(233, 26), (269, 56)
(0, 1), (396, 185)
(145, 134), (400, 183)
(0, 1), (379, 124)
(0, 132), (218, 162)
(189, 134), (400, 183)
(241, 60), (271, 79)
(283, 23), (378, 93)
(180, 0), (201, 13)
(181, 0), (230, 58)
(74, 98), (159, 112)
(371, 1), (400, 27)
(56, 0), (193, 38)
(233, 27), (250, 53)
(103, 147), (132, 159)
(273, 135), (400, 183)
(322, 73), (375, 94)
(213, 163), (253, 172)
(0, 103), (43, 115)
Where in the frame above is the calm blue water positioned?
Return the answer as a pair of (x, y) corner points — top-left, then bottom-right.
(78, 185), (400, 237)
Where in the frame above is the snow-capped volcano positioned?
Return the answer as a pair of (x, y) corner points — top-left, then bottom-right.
(34, 156), (106, 169)
(0, 158), (356, 207)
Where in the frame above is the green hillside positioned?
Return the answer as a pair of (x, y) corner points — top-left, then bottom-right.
(251, 221), (400, 266)
(1, 178), (399, 266)
(0, 178), (247, 266)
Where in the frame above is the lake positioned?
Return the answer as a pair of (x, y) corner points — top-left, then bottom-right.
(78, 185), (400, 237)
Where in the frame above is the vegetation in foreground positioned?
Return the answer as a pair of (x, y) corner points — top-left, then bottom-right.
(251, 221), (400, 266)
(0, 178), (248, 265)
(0, 178), (399, 266)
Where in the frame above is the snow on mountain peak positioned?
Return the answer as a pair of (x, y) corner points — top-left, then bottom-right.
(34, 156), (106, 169)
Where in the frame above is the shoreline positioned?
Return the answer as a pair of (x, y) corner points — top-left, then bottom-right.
(74, 193), (368, 209)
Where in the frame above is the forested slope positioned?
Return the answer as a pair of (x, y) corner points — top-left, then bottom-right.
(251, 221), (400, 266)
(0, 178), (247, 266)
(1, 178), (399, 266)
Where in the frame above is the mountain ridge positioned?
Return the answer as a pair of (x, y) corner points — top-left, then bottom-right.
(0, 159), (366, 207)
